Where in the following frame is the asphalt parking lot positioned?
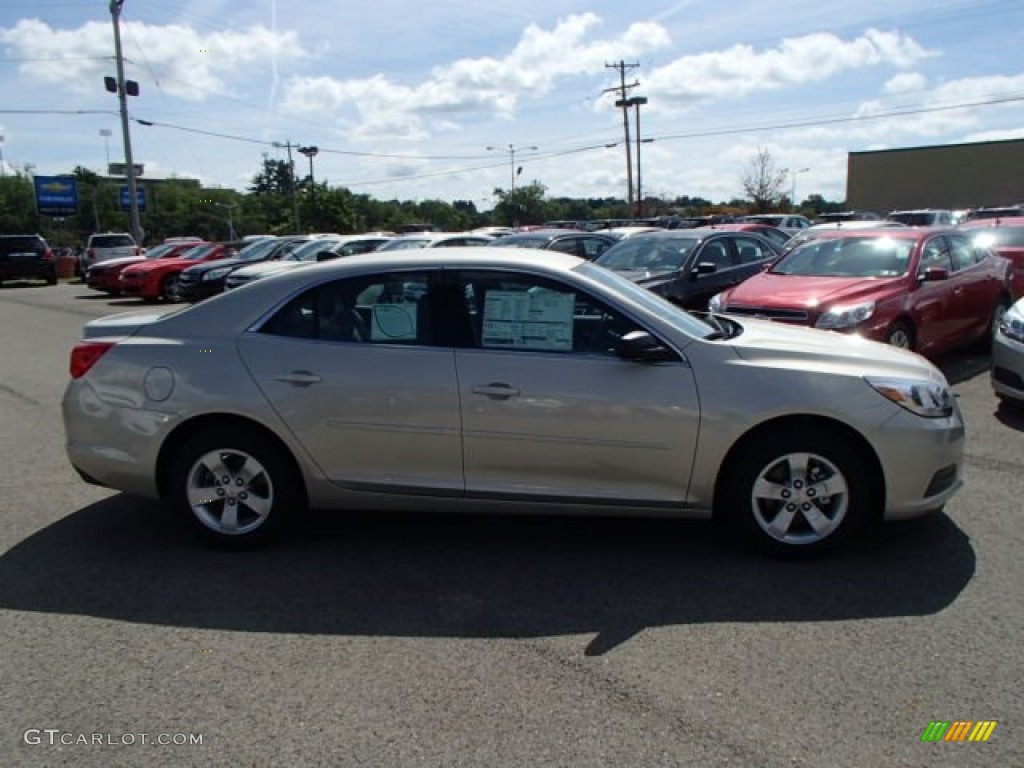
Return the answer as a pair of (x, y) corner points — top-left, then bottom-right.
(1, 279), (1021, 767)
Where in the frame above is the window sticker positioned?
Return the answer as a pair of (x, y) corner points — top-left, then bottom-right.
(371, 303), (418, 341)
(481, 289), (574, 351)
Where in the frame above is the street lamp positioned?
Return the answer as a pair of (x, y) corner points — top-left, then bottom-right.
(213, 202), (238, 241)
(789, 167), (810, 210)
(297, 145), (319, 229)
(627, 96), (649, 218)
(487, 143), (537, 192)
(99, 129), (112, 172)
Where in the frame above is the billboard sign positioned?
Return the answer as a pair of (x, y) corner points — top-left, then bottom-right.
(33, 176), (78, 216)
(119, 186), (146, 212)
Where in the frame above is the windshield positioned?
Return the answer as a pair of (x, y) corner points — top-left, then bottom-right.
(92, 234), (135, 247)
(772, 236), (912, 277)
(143, 243), (175, 259)
(287, 238), (342, 262)
(182, 244), (218, 260)
(488, 236), (547, 249)
(746, 216), (783, 226)
(233, 237), (285, 262)
(595, 236), (697, 272)
(577, 262), (715, 338)
(969, 227), (1024, 248)
(377, 238), (432, 251)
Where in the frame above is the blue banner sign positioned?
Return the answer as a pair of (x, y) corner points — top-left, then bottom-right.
(119, 185), (146, 212)
(34, 176), (78, 216)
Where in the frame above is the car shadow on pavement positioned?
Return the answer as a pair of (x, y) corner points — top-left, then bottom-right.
(994, 400), (1024, 431)
(0, 495), (975, 656)
(935, 348), (991, 386)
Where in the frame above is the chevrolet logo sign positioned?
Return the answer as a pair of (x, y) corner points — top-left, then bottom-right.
(40, 181), (73, 193)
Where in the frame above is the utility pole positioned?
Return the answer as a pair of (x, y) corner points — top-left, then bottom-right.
(273, 141), (301, 233)
(604, 61), (639, 208)
(109, 0), (143, 245)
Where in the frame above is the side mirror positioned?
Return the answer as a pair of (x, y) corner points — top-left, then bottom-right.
(315, 250), (336, 262)
(690, 261), (718, 279)
(615, 330), (675, 363)
(919, 266), (950, 282)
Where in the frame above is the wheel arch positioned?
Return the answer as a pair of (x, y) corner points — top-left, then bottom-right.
(156, 413), (308, 506)
(712, 414), (886, 521)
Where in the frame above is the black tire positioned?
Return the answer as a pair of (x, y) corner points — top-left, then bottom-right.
(717, 427), (873, 556)
(161, 273), (180, 302)
(885, 320), (915, 351)
(168, 426), (304, 548)
(978, 297), (1010, 351)
(45, 268), (58, 286)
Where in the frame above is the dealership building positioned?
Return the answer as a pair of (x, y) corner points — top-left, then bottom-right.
(846, 137), (1024, 214)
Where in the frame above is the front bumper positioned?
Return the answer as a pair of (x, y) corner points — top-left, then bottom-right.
(872, 402), (966, 520)
(992, 328), (1024, 403)
(178, 275), (225, 301)
(119, 273), (158, 298)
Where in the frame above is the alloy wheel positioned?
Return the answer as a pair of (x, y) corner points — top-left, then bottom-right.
(749, 451), (849, 546)
(185, 449), (275, 536)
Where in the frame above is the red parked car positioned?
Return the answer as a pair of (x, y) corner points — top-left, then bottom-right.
(86, 240), (206, 295)
(958, 215), (1024, 300)
(119, 242), (239, 301)
(709, 227), (1013, 357)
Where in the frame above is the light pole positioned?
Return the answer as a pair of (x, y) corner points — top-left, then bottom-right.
(99, 129), (112, 171)
(487, 144), (537, 192)
(213, 202), (238, 241)
(626, 96), (648, 218)
(789, 167), (810, 210)
(108, 0), (143, 246)
(297, 146), (318, 231)
(272, 140), (300, 233)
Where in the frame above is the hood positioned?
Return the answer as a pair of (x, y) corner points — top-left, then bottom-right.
(88, 255), (144, 270)
(182, 256), (244, 275)
(123, 257), (193, 274)
(724, 273), (904, 309)
(613, 268), (678, 283)
(81, 309), (177, 340)
(231, 261), (301, 278)
(725, 317), (943, 383)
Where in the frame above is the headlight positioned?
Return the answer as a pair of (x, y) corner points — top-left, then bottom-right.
(203, 267), (232, 281)
(866, 376), (954, 418)
(999, 302), (1024, 343)
(708, 292), (725, 312)
(816, 301), (875, 330)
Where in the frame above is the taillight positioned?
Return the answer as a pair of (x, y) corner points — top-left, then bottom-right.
(41, 248), (54, 260)
(88, 248), (96, 260)
(70, 341), (115, 378)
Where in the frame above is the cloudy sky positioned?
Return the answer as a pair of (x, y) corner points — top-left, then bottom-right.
(2, 0), (1023, 208)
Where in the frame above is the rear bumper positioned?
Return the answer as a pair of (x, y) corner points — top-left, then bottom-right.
(0, 261), (56, 281)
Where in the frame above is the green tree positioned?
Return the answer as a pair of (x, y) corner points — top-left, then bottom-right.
(0, 173), (38, 234)
(492, 182), (551, 226)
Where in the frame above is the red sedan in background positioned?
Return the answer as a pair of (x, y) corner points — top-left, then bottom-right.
(958, 215), (1024, 300)
(709, 227), (1013, 357)
(120, 242), (239, 301)
(86, 240), (206, 295)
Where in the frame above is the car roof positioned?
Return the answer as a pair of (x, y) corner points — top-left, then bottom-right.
(795, 226), (954, 240)
(959, 216), (1024, 228)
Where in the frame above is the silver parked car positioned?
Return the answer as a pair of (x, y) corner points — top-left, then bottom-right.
(62, 249), (964, 554)
(992, 296), (1024, 405)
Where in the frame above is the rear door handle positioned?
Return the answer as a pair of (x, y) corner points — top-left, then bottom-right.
(274, 370), (322, 386)
(472, 383), (520, 399)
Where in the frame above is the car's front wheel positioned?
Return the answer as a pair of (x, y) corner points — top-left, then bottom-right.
(718, 428), (872, 555)
(161, 273), (180, 302)
(886, 320), (915, 350)
(168, 426), (304, 547)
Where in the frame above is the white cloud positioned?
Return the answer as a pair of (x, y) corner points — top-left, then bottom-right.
(281, 14), (672, 140)
(883, 72), (928, 93)
(0, 19), (307, 100)
(646, 29), (935, 107)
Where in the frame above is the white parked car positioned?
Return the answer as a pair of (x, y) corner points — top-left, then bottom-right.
(225, 234), (393, 290)
(81, 232), (139, 273)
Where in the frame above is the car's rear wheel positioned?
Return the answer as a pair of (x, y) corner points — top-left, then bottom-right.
(45, 268), (58, 285)
(718, 428), (871, 555)
(168, 427), (303, 547)
(886, 320), (915, 350)
(161, 273), (180, 301)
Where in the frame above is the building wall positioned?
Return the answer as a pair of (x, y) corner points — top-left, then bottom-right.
(847, 138), (1024, 214)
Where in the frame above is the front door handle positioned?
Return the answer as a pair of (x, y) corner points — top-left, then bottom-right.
(472, 383), (520, 399)
(274, 370), (322, 386)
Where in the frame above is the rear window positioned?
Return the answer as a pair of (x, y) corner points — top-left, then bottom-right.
(0, 236), (45, 255)
(91, 235), (135, 248)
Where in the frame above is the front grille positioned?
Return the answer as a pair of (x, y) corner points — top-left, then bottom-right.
(725, 305), (810, 323)
(924, 465), (958, 498)
(178, 273), (198, 286)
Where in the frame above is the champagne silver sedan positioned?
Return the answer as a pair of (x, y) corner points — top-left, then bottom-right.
(62, 249), (965, 555)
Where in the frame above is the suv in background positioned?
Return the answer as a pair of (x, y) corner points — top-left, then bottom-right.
(81, 232), (139, 274)
(0, 234), (57, 286)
